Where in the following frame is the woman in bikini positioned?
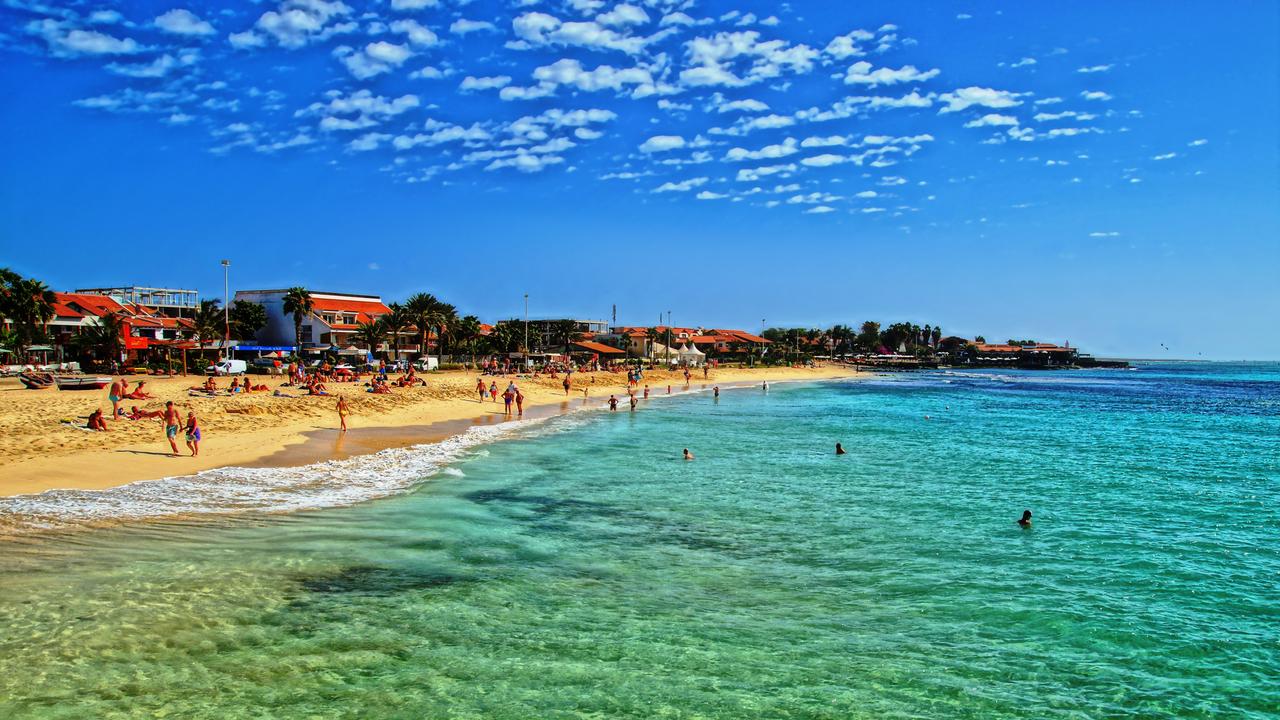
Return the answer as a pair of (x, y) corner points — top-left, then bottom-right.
(184, 411), (201, 456)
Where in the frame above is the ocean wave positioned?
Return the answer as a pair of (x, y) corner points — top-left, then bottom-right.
(0, 417), (553, 535)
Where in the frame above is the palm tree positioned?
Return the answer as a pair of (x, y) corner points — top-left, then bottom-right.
(644, 327), (660, 363)
(0, 268), (56, 361)
(281, 287), (313, 355)
(486, 323), (520, 355)
(353, 319), (387, 359)
(406, 292), (444, 359)
(435, 302), (458, 359)
(191, 300), (224, 362)
(381, 303), (411, 361)
(550, 319), (580, 355)
(70, 312), (124, 368)
(452, 314), (483, 365)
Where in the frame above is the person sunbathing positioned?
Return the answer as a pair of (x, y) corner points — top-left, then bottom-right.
(127, 405), (165, 420)
(250, 381), (269, 392)
(87, 409), (109, 431)
(125, 381), (155, 400)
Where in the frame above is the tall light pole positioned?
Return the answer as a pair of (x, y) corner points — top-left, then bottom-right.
(523, 293), (529, 361)
(221, 259), (231, 342)
(666, 310), (671, 366)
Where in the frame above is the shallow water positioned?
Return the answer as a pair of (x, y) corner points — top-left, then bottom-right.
(1, 363), (1276, 718)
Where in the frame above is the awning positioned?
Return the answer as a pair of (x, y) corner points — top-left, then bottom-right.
(572, 340), (624, 355)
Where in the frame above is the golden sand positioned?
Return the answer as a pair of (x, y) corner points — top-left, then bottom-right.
(0, 365), (863, 497)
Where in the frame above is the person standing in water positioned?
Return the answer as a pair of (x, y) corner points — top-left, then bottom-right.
(683, 448), (695, 461)
(336, 396), (350, 432)
(608, 395), (618, 411)
(1018, 510), (1033, 528)
(563, 376), (571, 395)
(835, 442), (846, 455)
(515, 389), (524, 417)
(713, 386), (720, 398)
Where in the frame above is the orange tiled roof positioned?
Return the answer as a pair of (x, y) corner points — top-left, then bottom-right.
(573, 340), (625, 354)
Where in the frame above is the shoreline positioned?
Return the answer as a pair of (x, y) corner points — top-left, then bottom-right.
(0, 366), (866, 500)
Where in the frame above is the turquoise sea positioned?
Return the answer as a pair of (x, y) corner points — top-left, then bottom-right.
(1, 362), (1277, 719)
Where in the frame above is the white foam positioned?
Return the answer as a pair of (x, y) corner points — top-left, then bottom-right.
(0, 417), (551, 533)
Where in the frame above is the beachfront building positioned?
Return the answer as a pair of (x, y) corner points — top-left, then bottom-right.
(234, 290), (394, 354)
(37, 292), (195, 364)
(73, 286), (199, 318)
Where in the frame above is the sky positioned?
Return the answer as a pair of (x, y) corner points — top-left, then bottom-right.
(1, 1), (1277, 360)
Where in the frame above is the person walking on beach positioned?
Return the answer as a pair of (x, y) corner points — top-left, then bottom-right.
(703, 366), (708, 379)
(516, 389), (524, 417)
(502, 387), (514, 416)
(162, 401), (182, 457)
(563, 377), (571, 395)
(684, 368), (691, 385)
(184, 411), (201, 456)
(489, 381), (498, 402)
(336, 396), (350, 432)
(477, 378), (486, 402)
(608, 395), (618, 411)
(108, 377), (125, 421)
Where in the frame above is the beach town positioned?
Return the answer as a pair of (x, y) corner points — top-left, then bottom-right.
(0, 272), (1120, 498)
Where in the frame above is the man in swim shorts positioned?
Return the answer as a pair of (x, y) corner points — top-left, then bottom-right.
(163, 401), (182, 456)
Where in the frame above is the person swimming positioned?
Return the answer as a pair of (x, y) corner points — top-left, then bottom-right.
(1018, 509), (1033, 528)
(835, 442), (846, 455)
(683, 448), (694, 461)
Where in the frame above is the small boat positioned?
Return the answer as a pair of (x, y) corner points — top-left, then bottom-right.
(19, 372), (55, 390)
(55, 376), (111, 391)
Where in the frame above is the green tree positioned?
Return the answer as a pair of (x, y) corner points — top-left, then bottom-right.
(451, 314), (483, 365)
(228, 300), (267, 341)
(353, 319), (387, 358)
(0, 268), (56, 361)
(551, 319), (580, 355)
(406, 293), (447, 358)
(486, 322), (520, 354)
(381, 303), (412, 361)
(857, 321), (881, 352)
(281, 287), (314, 354)
(70, 312), (124, 368)
(191, 300), (224, 362)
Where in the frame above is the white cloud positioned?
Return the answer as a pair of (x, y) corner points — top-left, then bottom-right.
(801, 135), (847, 148)
(460, 75), (512, 91)
(1077, 64), (1113, 74)
(596, 4), (649, 27)
(575, 127), (603, 140)
(717, 98), (769, 113)
(1008, 57), (1036, 68)
(254, 0), (354, 49)
(1152, 152), (1177, 160)
(964, 113), (1019, 128)
(855, 190), (878, 198)
(513, 12), (653, 55)
(335, 41), (412, 79)
(735, 163), (795, 182)
(391, 19), (439, 46)
(1034, 97), (1063, 106)
(696, 190), (728, 200)
(27, 19), (147, 56)
(800, 153), (847, 167)
(1034, 110), (1097, 122)
(349, 132), (391, 151)
(486, 152), (565, 173)
(938, 86), (1023, 113)
(660, 12), (697, 27)
(1089, 231), (1120, 238)
(804, 205), (836, 214)
(410, 65), (445, 79)
(682, 30), (819, 88)
(154, 9), (215, 36)
(451, 19), (496, 35)
(299, 89), (419, 130)
(106, 51), (198, 78)
(1188, 138), (1208, 147)
(824, 29), (873, 59)
(724, 137), (798, 161)
(844, 61), (939, 87)
(391, 0), (439, 9)
(229, 30), (266, 49)
(653, 176), (709, 192)
(640, 135), (685, 152)
(1080, 90), (1112, 101)
(395, 122), (491, 149)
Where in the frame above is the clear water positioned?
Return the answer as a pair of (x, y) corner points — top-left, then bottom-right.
(1, 363), (1277, 719)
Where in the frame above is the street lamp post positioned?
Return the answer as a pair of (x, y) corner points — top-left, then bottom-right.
(523, 293), (529, 363)
(221, 259), (231, 342)
(666, 310), (671, 366)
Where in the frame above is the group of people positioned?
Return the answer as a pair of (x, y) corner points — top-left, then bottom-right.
(106, 377), (156, 419)
(85, 396), (200, 457)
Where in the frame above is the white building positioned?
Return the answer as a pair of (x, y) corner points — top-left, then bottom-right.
(233, 290), (391, 351)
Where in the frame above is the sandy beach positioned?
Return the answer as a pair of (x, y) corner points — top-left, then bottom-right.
(0, 365), (863, 498)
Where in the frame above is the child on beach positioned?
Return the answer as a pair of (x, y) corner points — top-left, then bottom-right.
(489, 382), (498, 402)
(184, 411), (201, 456)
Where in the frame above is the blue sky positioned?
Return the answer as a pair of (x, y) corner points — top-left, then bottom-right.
(2, 1), (1277, 359)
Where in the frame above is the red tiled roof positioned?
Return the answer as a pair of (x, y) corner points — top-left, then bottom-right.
(310, 297), (391, 315)
(55, 292), (129, 317)
(711, 329), (771, 344)
(975, 344), (1022, 352)
(573, 340), (625, 354)
(51, 301), (83, 319)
